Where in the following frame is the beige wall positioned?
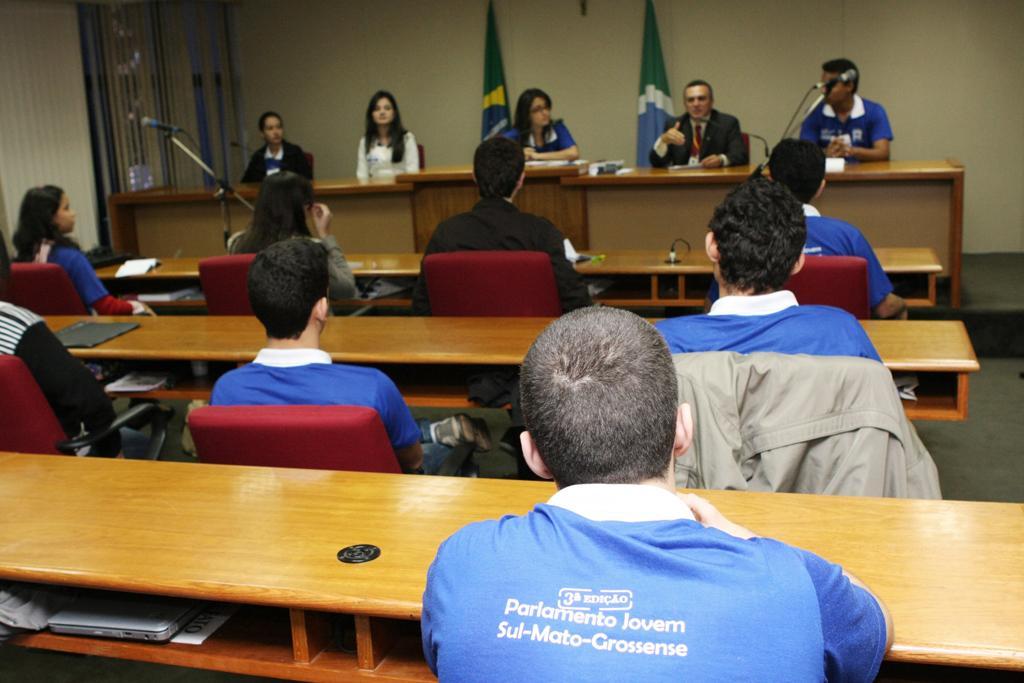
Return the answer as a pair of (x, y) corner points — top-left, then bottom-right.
(237, 0), (1024, 253)
(0, 0), (99, 251)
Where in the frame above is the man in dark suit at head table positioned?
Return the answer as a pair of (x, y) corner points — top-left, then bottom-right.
(649, 80), (748, 169)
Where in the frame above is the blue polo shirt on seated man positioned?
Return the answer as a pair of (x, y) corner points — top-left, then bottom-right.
(210, 347), (421, 452)
(800, 95), (892, 159)
(656, 290), (881, 361)
(803, 204), (894, 309)
(422, 484), (887, 681)
(502, 121), (576, 154)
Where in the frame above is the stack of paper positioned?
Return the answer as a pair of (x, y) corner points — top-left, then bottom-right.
(115, 258), (159, 277)
(105, 372), (169, 393)
(138, 286), (202, 302)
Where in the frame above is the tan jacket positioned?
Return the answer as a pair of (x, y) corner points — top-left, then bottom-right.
(673, 352), (941, 499)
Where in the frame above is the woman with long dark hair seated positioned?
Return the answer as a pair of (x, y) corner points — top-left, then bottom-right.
(356, 90), (419, 179)
(503, 88), (579, 161)
(228, 171), (356, 300)
(14, 185), (153, 315)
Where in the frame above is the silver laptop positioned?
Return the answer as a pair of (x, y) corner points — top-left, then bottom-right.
(48, 591), (204, 642)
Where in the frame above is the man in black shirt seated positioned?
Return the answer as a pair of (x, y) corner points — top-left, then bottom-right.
(411, 137), (591, 315)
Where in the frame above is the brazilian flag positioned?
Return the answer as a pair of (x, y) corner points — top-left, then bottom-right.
(481, 1), (510, 139)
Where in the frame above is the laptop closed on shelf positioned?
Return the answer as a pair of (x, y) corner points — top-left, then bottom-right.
(47, 591), (204, 642)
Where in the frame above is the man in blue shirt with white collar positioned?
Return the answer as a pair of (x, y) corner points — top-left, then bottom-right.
(657, 177), (881, 360)
(770, 138), (907, 319)
(800, 58), (893, 162)
(422, 307), (891, 681)
(211, 240), (489, 473)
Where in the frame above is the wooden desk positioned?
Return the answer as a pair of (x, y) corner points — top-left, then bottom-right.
(576, 248), (941, 308)
(109, 178), (416, 258)
(565, 160), (964, 306)
(394, 165), (586, 251)
(45, 316), (978, 421)
(3, 454), (1022, 678)
(95, 247), (943, 310)
(108, 161), (963, 305)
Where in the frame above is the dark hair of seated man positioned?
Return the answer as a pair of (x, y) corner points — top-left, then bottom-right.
(520, 306), (680, 488)
(473, 136), (525, 199)
(767, 139), (826, 204)
(710, 177), (805, 295)
(247, 238), (327, 340)
(822, 57), (859, 92)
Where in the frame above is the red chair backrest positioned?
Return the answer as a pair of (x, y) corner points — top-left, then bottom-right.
(417, 144), (425, 169)
(423, 251), (562, 316)
(0, 356), (68, 454)
(741, 132), (751, 159)
(785, 255), (870, 319)
(199, 254), (257, 315)
(7, 263), (88, 315)
(304, 152), (314, 177)
(188, 405), (402, 473)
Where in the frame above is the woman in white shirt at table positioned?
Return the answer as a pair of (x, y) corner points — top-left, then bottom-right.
(356, 90), (419, 179)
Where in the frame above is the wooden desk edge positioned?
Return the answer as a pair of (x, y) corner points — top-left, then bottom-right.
(0, 565), (421, 621)
(888, 643), (1024, 672)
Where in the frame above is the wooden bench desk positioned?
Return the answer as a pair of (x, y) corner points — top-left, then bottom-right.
(95, 247), (943, 310)
(107, 161), (964, 305)
(44, 316), (978, 421)
(3, 453), (1022, 678)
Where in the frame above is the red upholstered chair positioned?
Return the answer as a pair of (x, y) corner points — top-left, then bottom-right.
(199, 253), (257, 315)
(304, 152), (314, 177)
(6, 263), (87, 315)
(188, 405), (402, 473)
(417, 144), (425, 169)
(0, 356), (168, 457)
(423, 251), (562, 316)
(741, 132), (751, 160)
(785, 255), (870, 319)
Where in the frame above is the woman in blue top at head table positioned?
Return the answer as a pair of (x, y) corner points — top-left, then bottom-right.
(503, 88), (579, 161)
(357, 91), (419, 179)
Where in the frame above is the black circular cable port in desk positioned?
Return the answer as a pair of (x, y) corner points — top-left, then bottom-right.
(337, 544), (381, 564)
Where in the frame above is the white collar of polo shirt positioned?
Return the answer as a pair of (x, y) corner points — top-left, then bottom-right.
(252, 347), (331, 367)
(528, 127), (558, 147)
(547, 484), (695, 522)
(822, 94), (866, 119)
(708, 290), (799, 316)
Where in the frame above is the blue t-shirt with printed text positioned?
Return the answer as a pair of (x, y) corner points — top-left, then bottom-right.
(211, 362), (420, 450)
(800, 97), (892, 155)
(48, 245), (111, 308)
(422, 504), (886, 682)
(502, 121), (576, 153)
(655, 305), (881, 361)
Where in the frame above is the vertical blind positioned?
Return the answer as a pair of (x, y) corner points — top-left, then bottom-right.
(79, 0), (244, 227)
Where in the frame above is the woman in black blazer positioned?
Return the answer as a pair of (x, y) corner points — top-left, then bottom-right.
(241, 111), (312, 183)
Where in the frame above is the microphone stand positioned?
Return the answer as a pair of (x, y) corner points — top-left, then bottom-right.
(163, 131), (254, 249)
(779, 84), (827, 142)
(751, 83), (829, 179)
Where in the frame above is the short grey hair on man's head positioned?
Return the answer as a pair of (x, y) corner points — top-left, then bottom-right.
(520, 307), (679, 487)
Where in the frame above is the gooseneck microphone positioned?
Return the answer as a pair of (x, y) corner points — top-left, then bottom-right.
(666, 238), (692, 265)
(820, 68), (858, 90)
(140, 116), (182, 133)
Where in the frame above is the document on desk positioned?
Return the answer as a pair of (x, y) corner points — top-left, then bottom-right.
(893, 373), (919, 401)
(105, 372), (169, 393)
(170, 603), (238, 645)
(115, 258), (159, 277)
